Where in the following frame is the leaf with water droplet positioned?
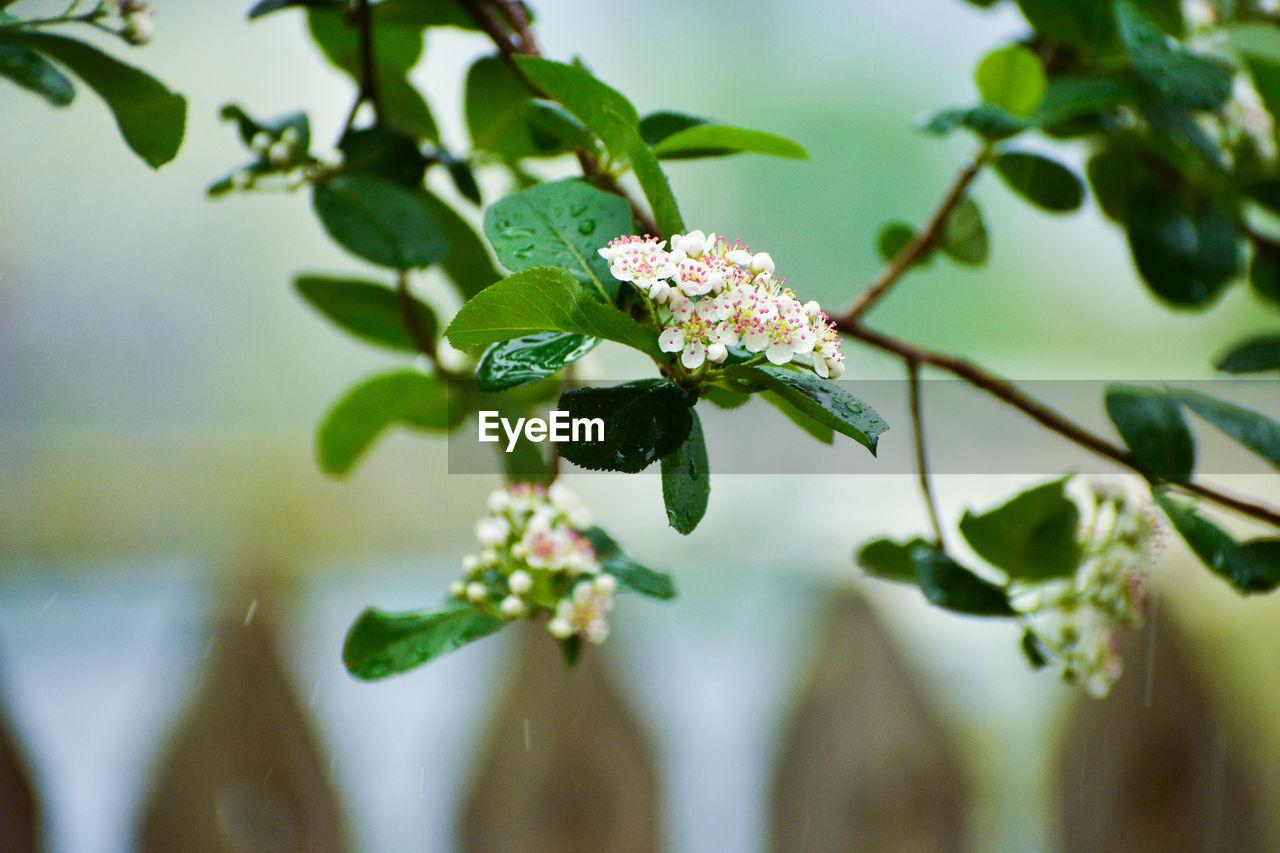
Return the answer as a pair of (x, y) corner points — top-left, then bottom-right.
(661, 409), (709, 535)
(578, 219), (596, 235)
(725, 365), (887, 455)
(343, 605), (506, 679)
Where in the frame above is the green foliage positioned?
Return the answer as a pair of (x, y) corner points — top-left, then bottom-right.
(8, 32), (184, 168)
(584, 527), (677, 599)
(419, 190), (502, 299)
(761, 390), (835, 444)
(650, 124), (808, 160)
(465, 56), (587, 158)
(939, 197), (989, 266)
(1105, 385), (1195, 482)
(1155, 495), (1280, 594)
(724, 365), (887, 454)
(1114, 0), (1233, 111)
(1216, 335), (1280, 374)
(294, 275), (436, 352)
(660, 410), (710, 535)
(444, 266), (659, 358)
(959, 479), (1080, 581)
(343, 605), (505, 680)
(1250, 241), (1280, 306)
(877, 221), (919, 263)
(1172, 389), (1280, 472)
(1125, 192), (1239, 307)
(311, 174), (447, 269)
(248, 0), (339, 20)
(337, 124), (425, 186)
(556, 379), (694, 473)
(316, 370), (457, 475)
(975, 44), (1047, 117)
(1015, 0), (1118, 53)
(856, 537), (934, 583)
(639, 110), (706, 146)
(483, 179), (632, 300)
(992, 152), (1085, 213)
(514, 55), (639, 160)
(601, 107), (685, 236)
(856, 538), (1016, 616)
(475, 332), (598, 392)
(0, 34), (73, 106)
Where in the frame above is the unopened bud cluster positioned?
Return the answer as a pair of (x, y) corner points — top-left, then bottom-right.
(451, 483), (618, 645)
(1014, 477), (1163, 698)
(114, 0), (155, 46)
(599, 231), (846, 378)
(233, 125), (305, 191)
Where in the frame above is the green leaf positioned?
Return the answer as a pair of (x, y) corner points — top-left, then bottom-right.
(514, 56), (639, 159)
(725, 365), (887, 454)
(371, 0), (482, 30)
(660, 409), (709, 535)
(1250, 241), (1280, 306)
(877, 221), (918, 263)
(639, 110), (706, 146)
(1171, 388), (1280, 471)
(466, 56), (577, 158)
(975, 45), (1047, 118)
(1216, 335), (1280, 374)
(1032, 74), (1142, 128)
(419, 190), (502, 299)
(343, 605), (505, 680)
(557, 379), (694, 473)
(583, 527), (676, 600)
(920, 105), (1028, 140)
(1154, 495), (1280, 594)
(475, 332), (598, 392)
(483, 179), (633, 300)
(959, 479), (1081, 581)
(293, 275), (435, 352)
(915, 550), (1017, 616)
(311, 174), (447, 269)
(1125, 192), (1239, 307)
(337, 124), (426, 187)
(316, 370), (457, 474)
(0, 34), (74, 106)
(761, 389), (834, 444)
(993, 152), (1085, 213)
(444, 266), (660, 358)
(600, 106), (685, 237)
(1114, 0), (1234, 111)
(939, 197), (989, 266)
(856, 537), (934, 584)
(1105, 385), (1195, 482)
(8, 32), (184, 168)
(650, 124), (808, 160)
(703, 385), (751, 410)
(1086, 147), (1162, 224)
(1016, 0), (1118, 52)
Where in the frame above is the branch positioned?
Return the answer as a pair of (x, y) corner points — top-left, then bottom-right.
(837, 319), (1280, 530)
(395, 270), (438, 361)
(832, 144), (992, 326)
(907, 360), (945, 548)
(352, 0), (383, 123)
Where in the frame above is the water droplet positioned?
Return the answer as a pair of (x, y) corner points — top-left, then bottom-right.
(844, 400), (863, 414)
(513, 244), (535, 259)
(578, 219), (596, 235)
(569, 203), (588, 216)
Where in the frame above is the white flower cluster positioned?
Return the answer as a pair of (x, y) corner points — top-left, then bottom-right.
(451, 482), (618, 645)
(598, 230), (846, 378)
(116, 0), (156, 46)
(1014, 477), (1163, 698)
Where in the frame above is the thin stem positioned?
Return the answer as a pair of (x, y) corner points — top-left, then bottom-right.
(352, 0), (382, 123)
(908, 360), (946, 548)
(395, 271), (437, 361)
(837, 319), (1280, 529)
(833, 143), (992, 326)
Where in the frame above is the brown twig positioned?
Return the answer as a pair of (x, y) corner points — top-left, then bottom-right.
(907, 360), (945, 548)
(395, 271), (438, 360)
(352, 0), (383, 123)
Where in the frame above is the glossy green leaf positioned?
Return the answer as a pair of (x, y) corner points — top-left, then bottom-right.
(475, 332), (598, 392)
(1032, 74), (1142, 128)
(311, 174), (447, 269)
(1115, 0), (1233, 111)
(639, 110), (706, 146)
(724, 365), (887, 454)
(1216, 335), (1280, 374)
(337, 124), (426, 186)
(556, 379), (693, 473)
(444, 266), (660, 358)
(600, 106), (685, 236)
(1016, 0), (1118, 52)
(466, 56), (576, 158)
(8, 32), (184, 168)
(1155, 495), (1280, 593)
(975, 44), (1047, 118)
(584, 527), (676, 600)
(761, 389), (834, 444)
(1105, 385), (1195, 482)
(916, 550), (1017, 616)
(660, 410), (709, 535)
(343, 605), (505, 680)
(877, 221), (918, 263)
(419, 190), (502, 299)
(514, 56), (639, 159)
(0, 34), (73, 106)
(1250, 241), (1280, 306)
(316, 370), (457, 474)
(959, 479), (1081, 581)
(993, 152), (1085, 213)
(1086, 147), (1162, 223)
(371, 0), (482, 30)
(293, 275), (435, 352)
(651, 124), (808, 160)
(920, 105), (1028, 140)
(940, 197), (989, 266)
(483, 179), (632, 300)
(856, 537), (934, 584)
(1172, 388), (1280, 471)
(703, 385), (751, 410)
(1126, 192), (1239, 307)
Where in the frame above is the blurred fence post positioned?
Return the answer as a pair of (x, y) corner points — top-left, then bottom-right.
(459, 622), (661, 853)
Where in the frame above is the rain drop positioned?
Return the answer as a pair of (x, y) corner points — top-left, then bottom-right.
(578, 219), (596, 235)
(569, 203), (588, 216)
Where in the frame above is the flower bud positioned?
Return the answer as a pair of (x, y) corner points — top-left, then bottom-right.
(826, 359), (845, 379)
(500, 595), (526, 618)
(268, 140), (292, 168)
(487, 489), (512, 514)
(548, 618), (573, 639)
(462, 554), (482, 576)
(706, 343), (728, 364)
(280, 126), (301, 148)
(250, 132), (272, 155)
(750, 252), (775, 275)
(508, 569), (533, 595)
(592, 574), (617, 595)
(572, 581), (593, 605)
(466, 582), (488, 604)
(449, 580), (466, 600)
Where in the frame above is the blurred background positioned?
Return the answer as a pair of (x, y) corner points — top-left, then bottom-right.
(3, 0), (1280, 850)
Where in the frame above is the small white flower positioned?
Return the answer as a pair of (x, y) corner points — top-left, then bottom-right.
(500, 595), (526, 618)
(671, 230), (715, 258)
(672, 255), (726, 297)
(548, 618), (573, 639)
(508, 569), (533, 595)
(250, 132), (272, 155)
(486, 488), (512, 515)
(659, 293), (725, 369)
(466, 582), (488, 604)
(475, 517), (509, 548)
(268, 140), (292, 168)
(461, 554), (482, 576)
(593, 574), (617, 595)
(726, 248), (753, 266)
(742, 295), (816, 365)
(549, 482), (593, 529)
(555, 580), (615, 645)
(449, 580), (466, 600)
(605, 236), (679, 293)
